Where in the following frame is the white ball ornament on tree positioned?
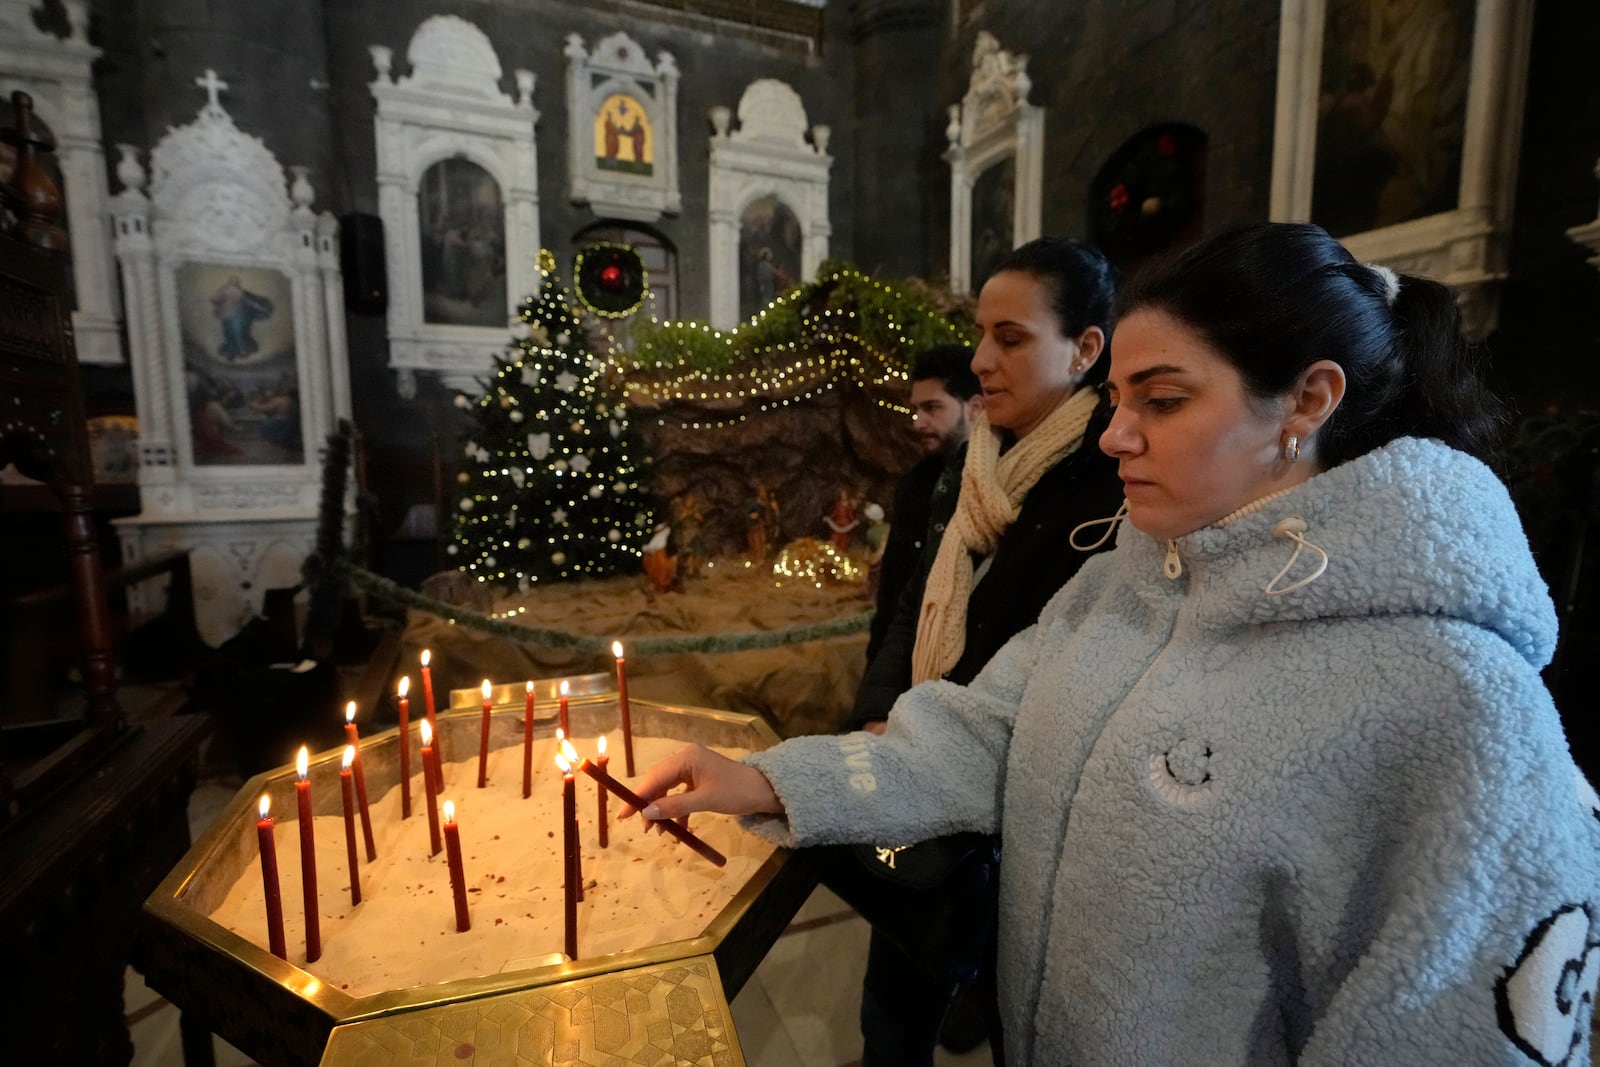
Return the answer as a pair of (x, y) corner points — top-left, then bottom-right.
(588, 485), (604, 498)
(510, 410), (524, 423)
(551, 551), (566, 566)
(454, 394), (470, 409)
(459, 498), (474, 512)
(607, 529), (621, 543)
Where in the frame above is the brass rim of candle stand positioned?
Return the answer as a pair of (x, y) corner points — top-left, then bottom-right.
(141, 698), (786, 1030)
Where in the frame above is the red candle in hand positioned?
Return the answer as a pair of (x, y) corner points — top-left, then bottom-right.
(420, 719), (442, 857)
(477, 680), (493, 788)
(442, 800), (471, 932)
(561, 739), (727, 867)
(295, 746), (321, 962)
(558, 679), (570, 736)
(339, 746), (362, 907)
(613, 642), (635, 776)
(557, 754), (578, 960)
(256, 794), (287, 959)
(344, 702), (377, 861)
(596, 735), (610, 849)
(522, 681), (535, 799)
(397, 676), (413, 819)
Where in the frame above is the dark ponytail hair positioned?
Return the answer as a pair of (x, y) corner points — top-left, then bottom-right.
(989, 237), (1119, 385)
(1121, 222), (1505, 467)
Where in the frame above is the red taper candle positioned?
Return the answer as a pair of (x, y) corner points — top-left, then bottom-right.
(339, 746), (361, 907)
(522, 681), (535, 799)
(557, 754), (578, 959)
(295, 746), (321, 962)
(256, 794), (287, 959)
(397, 676), (413, 819)
(420, 648), (438, 739)
(561, 740), (726, 867)
(343, 702), (377, 861)
(612, 642), (635, 776)
(558, 679), (570, 736)
(420, 719), (442, 857)
(477, 680), (492, 788)
(442, 800), (471, 932)
(596, 735), (610, 848)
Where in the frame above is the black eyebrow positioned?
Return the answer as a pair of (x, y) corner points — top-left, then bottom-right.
(1123, 363), (1190, 386)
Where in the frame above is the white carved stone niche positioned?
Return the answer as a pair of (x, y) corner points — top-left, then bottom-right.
(370, 15), (539, 395)
(707, 79), (832, 330)
(0, 0), (122, 364)
(565, 31), (681, 224)
(1269, 0), (1534, 338)
(109, 71), (351, 646)
(945, 32), (1044, 295)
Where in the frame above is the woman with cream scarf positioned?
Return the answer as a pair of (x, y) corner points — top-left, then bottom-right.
(838, 237), (1125, 1066)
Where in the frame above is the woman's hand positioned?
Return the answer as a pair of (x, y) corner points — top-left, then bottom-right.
(619, 744), (783, 823)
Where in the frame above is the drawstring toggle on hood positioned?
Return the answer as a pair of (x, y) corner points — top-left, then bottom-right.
(1265, 516), (1329, 596)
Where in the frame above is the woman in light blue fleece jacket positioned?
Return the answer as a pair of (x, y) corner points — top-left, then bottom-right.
(627, 223), (1600, 1065)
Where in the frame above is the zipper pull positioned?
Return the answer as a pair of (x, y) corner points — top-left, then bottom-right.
(1163, 540), (1183, 580)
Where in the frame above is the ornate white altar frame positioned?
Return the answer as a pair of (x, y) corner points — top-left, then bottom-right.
(944, 31), (1044, 295)
(109, 71), (351, 646)
(370, 15), (539, 396)
(706, 79), (832, 329)
(0, 0), (122, 364)
(1269, 0), (1534, 338)
(564, 31), (681, 224)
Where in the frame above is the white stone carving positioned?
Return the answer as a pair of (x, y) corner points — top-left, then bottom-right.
(1566, 159), (1600, 269)
(707, 79), (832, 329)
(0, 0), (123, 363)
(1270, 0), (1534, 339)
(370, 15), (539, 389)
(110, 71), (350, 645)
(565, 31), (682, 223)
(944, 32), (1044, 295)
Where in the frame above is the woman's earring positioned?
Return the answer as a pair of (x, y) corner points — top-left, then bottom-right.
(1284, 435), (1300, 463)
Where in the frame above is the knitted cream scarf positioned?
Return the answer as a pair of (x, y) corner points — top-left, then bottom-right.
(911, 385), (1101, 684)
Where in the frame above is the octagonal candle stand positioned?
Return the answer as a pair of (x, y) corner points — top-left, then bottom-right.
(137, 683), (816, 1067)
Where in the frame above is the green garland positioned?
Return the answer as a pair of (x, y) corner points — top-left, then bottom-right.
(625, 260), (974, 377)
(339, 560), (871, 656)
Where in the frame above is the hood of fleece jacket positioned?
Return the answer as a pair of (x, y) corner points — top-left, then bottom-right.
(1117, 436), (1557, 669)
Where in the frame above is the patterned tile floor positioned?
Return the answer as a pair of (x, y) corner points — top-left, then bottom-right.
(126, 774), (992, 1067)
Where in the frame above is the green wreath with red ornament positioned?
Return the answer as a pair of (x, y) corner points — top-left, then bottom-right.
(574, 241), (649, 319)
(1089, 124), (1206, 265)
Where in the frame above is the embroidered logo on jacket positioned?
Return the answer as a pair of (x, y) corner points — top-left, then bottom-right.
(1496, 902), (1600, 1065)
(840, 735), (877, 793)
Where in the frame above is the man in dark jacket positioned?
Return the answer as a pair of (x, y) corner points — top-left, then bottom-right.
(867, 345), (983, 661)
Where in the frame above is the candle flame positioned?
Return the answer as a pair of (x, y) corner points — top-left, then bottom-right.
(421, 649), (431, 667)
(345, 700), (357, 725)
(598, 735), (607, 757)
(555, 754), (571, 773)
(526, 680), (534, 693)
(398, 675), (410, 697)
(556, 727), (564, 743)
(259, 793), (271, 819)
(612, 640), (624, 659)
(443, 799), (455, 823)
(342, 745), (355, 770)
(559, 679), (569, 696)
(560, 738), (579, 763)
(296, 746), (309, 779)
(481, 679), (493, 700)
(420, 719), (433, 746)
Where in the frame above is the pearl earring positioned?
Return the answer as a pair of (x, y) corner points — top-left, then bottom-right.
(1284, 435), (1300, 463)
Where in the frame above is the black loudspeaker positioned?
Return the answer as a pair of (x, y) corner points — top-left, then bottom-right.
(340, 212), (388, 314)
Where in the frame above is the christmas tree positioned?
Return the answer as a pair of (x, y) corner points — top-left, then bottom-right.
(450, 252), (659, 589)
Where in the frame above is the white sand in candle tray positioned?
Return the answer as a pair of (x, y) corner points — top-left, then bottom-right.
(205, 731), (775, 997)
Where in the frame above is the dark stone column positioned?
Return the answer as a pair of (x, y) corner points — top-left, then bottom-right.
(849, 0), (946, 279)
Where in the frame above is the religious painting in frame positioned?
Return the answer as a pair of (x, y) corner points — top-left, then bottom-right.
(418, 158), (507, 328)
(594, 92), (654, 177)
(738, 195), (802, 321)
(564, 31), (681, 224)
(1269, 0), (1534, 337)
(969, 156), (1016, 291)
(1309, 0), (1474, 238)
(175, 262), (303, 467)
